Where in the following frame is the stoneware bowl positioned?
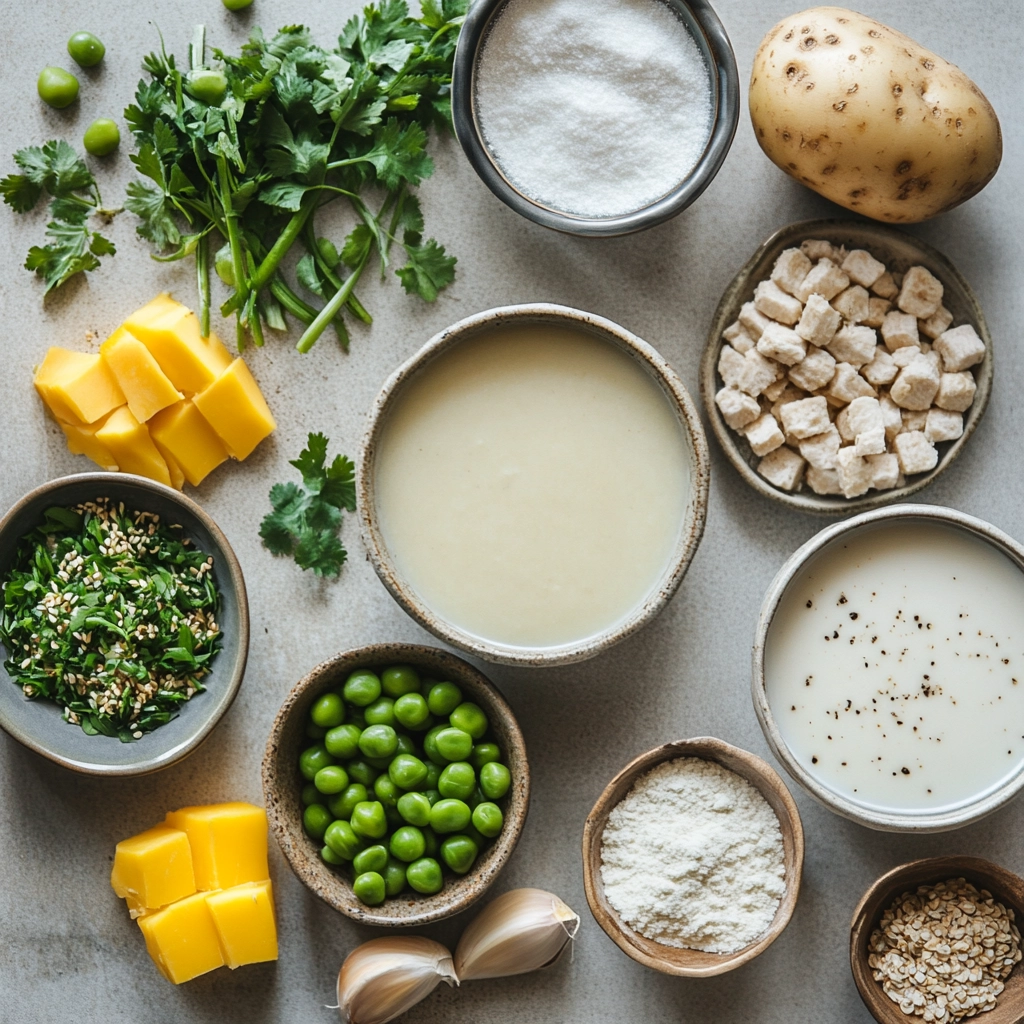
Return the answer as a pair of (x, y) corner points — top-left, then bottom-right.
(451, 0), (739, 236)
(850, 856), (1024, 1024)
(358, 303), (710, 668)
(262, 643), (530, 927)
(0, 473), (248, 776)
(753, 503), (1024, 832)
(700, 219), (993, 514)
(581, 737), (804, 976)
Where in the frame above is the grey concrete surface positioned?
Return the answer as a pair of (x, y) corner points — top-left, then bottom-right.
(1, 1), (1021, 1021)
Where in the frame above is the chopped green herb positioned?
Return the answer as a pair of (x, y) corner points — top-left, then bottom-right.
(260, 432), (355, 577)
(0, 499), (221, 742)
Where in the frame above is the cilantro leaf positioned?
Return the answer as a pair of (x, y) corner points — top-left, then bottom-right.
(294, 527), (348, 578)
(363, 119), (432, 189)
(0, 173), (43, 213)
(397, 237), (455, 302)
(125, 180), (182, 249)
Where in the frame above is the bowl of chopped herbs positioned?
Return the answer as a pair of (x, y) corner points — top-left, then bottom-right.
(0, 473), (248, 775)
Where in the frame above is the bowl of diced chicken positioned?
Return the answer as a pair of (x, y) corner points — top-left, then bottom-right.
(699, 219), (992, 513)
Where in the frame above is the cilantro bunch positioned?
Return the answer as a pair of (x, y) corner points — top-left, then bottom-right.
(260, 433), (356, 577)
(124, 0), (464, 352)
(0, 140), (117, 294)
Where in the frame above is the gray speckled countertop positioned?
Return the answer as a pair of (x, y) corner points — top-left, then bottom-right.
(1, 1), (1021, 1021)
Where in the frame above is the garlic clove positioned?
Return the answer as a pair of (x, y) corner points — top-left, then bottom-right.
(454, 888), (581, 981)
(338, 936), (457, 1024)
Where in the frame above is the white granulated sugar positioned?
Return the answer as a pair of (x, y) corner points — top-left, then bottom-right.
(600, 757), (786, 952)
(475, 0), (713, 218)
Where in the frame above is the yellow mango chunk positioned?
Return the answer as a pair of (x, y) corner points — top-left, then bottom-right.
(95, 407), (172, 487)
(205, 881), (278, 969)
(59, 413), (119, 471)
(149, 401), (228, 487)
(138, 890), (225, 984)
(110, 826), (197, 915)
(100, 328), (183, 423)
(124, 295), (232, 394)
(34, 348), (125, 424)
(162, 449), (186, 491)
(164, 803), (269, 891)
(193, 359), (276, 460)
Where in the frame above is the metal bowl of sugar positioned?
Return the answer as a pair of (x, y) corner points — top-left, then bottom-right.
(452, 0), (739, 237)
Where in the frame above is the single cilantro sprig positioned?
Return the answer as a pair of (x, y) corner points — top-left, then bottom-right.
(260, 433), (356, 577)
(0, 140), (117, 294)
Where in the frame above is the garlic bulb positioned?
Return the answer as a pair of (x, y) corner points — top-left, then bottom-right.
(337, 936), (457, 1024)
(454, 888), (581, 981)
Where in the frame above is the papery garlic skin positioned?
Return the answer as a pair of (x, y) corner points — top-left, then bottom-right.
(454, 888), (581, 981)
(338, 936), (457, 1024)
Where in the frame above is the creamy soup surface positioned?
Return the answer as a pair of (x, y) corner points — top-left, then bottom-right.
(373, 324), (691, 649)
(765, 521), (1024, 813)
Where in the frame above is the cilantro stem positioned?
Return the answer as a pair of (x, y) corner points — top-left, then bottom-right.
(217, 154), (249, 316)
(302, 220), (372, 326)
(196, 232), (211, 337)
(296, 249), (369, 353)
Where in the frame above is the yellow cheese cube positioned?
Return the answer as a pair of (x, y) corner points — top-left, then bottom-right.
(123, 295), (232, 394)
(34, 348), (125, 424)
(95, 407), (172, 487)
(100, 327), (183, 423)
(164, 803), (269, 891)
(205, 881), (278, 969)
(59, 413), (120, 471)
(161, 448), (186, 491)
(138, 890), (225, 984)
(149, 401), (229, 487)
(193, 359), (276, 460)
(110, 826), (197, 914)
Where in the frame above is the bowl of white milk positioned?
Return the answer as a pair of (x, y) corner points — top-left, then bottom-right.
(754, 505), (1024, 832)
(358, 304), (710, 666)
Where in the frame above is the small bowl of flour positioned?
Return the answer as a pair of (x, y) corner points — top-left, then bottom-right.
(582, 737), (804, 976)
(452, 0), (740, 236)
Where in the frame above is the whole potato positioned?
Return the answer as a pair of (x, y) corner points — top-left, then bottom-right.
(749, 7), (1002, 222)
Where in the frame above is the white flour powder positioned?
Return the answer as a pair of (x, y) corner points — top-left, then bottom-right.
(475, 0), (713, 217)
(600, 757), (786, 952)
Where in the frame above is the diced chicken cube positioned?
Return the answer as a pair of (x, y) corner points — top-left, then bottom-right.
(795, 293), (843, 348)
(770, 248), (812, 297)
(855, 427), (886, 456)
(844, 395), (884, 437)
(836, 447), (873, 498)
(890, 354), (941, 410)
(841, 249), (886, 288)
(788, 347), (837, 393)
(806, 464), (843, 495)
(933, 324), (985, 372)
(735, 349), (780, 397)
(757, 322), (807, 366)
(924, 408), (964, 443)
(827, 363), (876, 404)
(801, 239), (839, 262)
(862, 348), (898, 387)
(879, 394), (903, 441)
(796, 258), (851, 303)
(798, 425), (841, 470)
(935, 372), (977, 412)
(863, 297), (892, 329)
(871, 270), (899, 300)
(892, 345), (923, 368)
(763, 376), (791, 402)
(866, 452), (900, 490)
(754, 279), (803, 325)
(880, 311), (920, 351)
(718, 345), (746, 389)
(715, 387), (760, 430)
(919, 305), (953, 340)
(779, 396), (831, 440)
(744, 413), (785, 456)
(897, 266), (944, 319)
(757, 446), (807, 491)
(893, 431), (939, 475)
(831, 285), (870, 324)
(901, 409), (928, 432)
(739, 301), (772, 340)
(723, 320), (756, 354)
(827, 325), (877, 367)
(770, 385), (806, 422)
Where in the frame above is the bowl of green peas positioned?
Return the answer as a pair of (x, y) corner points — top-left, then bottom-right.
(262, 643), (529, 926)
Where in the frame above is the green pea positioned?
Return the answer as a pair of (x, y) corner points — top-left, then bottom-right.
(311, 692), (346, 728)
(324, 819), (363, 859)
(406, 857), (443, 894)
(37, 67), (79, 109)
(381, 664), (421, 697)
(450, 702), (488, 740)
(325, 724), (361, 759)
(327, 783), (366, 820)
(435, 728), (473, 763)
(303, 803), (332, 841)
(221, 0), (255, 9)
(214, 243), (235, 286)
(438, 762), (476, 801)
(423, 762), (442, 789)
(350, 800), (387, 840)
(429, 798), (471, 834)
(306, 721), (327, 740)
(471, 743), (501, 770)
(353, 844), (389, 875)
(186, 69), (228, 105)
(480, 762), (512, 800)
(67, 32), (105, 67)
(395, 734), (418, 758)
(421, 827), (440, 857)
(440, 834), (478, 875)
(83, 119), (120, 157)
(314, 765), (350, 795)
(363, 696), (395, 727)
(423, 725), (448, 766)
(397, 791), (432, 827)
(389, 825), (426, 863)
(358, 724), (398, 760)
(462, 822), (487, 848)
(424, 789), (441, 807)
(373, 773), (400, 808)
(472, 801), (504, 838)
(353, 871), (386, 906)
(321, 843), (346, 866)
(427, 681), (462, 717)
(394, 693), (430, 730)
(389, 754), (428, 791)
(383, 857), (407, 896)
(346, 759), (379, 787)
(301, 783), (320, 806)
(299, 742), (335, 781)
(343, 670), (381, 707)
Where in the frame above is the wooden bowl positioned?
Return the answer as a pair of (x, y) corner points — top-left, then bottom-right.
(582, 737), (804, 976)
(851, 857), (1024, 1024)
(262, 643), (530, 927)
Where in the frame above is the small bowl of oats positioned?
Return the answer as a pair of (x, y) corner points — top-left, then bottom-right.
(851, 856), (1024, 1024)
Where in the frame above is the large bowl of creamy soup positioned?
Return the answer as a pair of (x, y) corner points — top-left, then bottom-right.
(359, 304), (710, 666)
(754, 505), (1024, 832)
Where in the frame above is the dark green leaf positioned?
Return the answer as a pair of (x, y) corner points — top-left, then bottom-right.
(125, 180), (182, 249)
(0, 174), (42, 213)
(396, 237), (455, 302)
(363, 119), (432, 190)
(258, 181), (311, 211)
(293, 526), (347, 578)
(341, 224), (373, 268)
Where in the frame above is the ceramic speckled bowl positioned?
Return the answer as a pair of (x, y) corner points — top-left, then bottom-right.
(0, 473), (248, 776)
(358, 303), (711, 668)
(262, 643), (530, 928)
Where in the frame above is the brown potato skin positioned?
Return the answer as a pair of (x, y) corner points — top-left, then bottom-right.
(749, 7), (1002, 222)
